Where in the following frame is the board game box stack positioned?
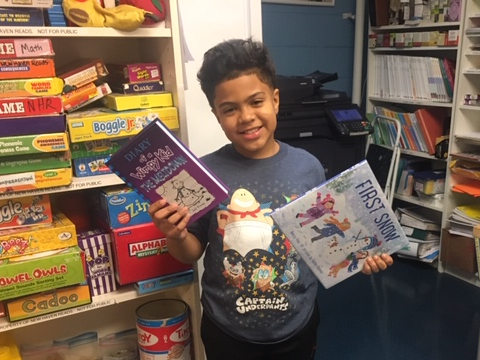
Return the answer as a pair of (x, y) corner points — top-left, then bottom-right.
(103, 62), (174, 112)
(0, 206), (93, 322)
(66, 106), (179, 178)
(0, 38), (72, 193)
(56, 57), (112, 113)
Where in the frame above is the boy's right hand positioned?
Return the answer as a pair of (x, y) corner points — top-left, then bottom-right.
(148, 199), (191, 242)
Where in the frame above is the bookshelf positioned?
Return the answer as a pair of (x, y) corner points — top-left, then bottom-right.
(0, 1), (205, 359)
(441, 0), (480, 286)
(366, 7), (465, 269)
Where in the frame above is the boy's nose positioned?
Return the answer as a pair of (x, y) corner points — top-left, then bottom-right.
(239, 106), (255, 122)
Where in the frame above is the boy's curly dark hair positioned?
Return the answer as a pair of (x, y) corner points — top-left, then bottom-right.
(197, 38), (277, 108)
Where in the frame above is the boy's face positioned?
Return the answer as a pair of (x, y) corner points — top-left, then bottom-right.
(212, 74), (280, 159)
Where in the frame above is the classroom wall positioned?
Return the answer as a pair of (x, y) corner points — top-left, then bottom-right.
(261, 1), (358, 97)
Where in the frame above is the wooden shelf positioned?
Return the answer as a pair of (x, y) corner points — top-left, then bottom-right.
(0, 173), (124, 200)
(394, 194), (444, 212)
(0, 25), (170, 38)
(368, 96), (454, 108)
(0, 282), (192, 332)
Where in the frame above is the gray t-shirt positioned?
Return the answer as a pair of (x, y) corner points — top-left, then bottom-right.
(188, 141), (326, 343)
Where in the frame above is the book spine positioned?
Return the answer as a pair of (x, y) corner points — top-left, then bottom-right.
(0, 38), (54, 59)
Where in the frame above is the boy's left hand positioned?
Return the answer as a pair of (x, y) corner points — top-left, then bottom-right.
(362, 253), (394, 275)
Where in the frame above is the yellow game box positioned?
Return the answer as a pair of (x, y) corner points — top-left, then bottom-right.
(5, 283), (91, 322)
(0, 211), (77, 260)
(103, 92), (173, 111)
(0, 167), (72, 193)
(67, 106), (179, 143)
(0, 77), (64, 98)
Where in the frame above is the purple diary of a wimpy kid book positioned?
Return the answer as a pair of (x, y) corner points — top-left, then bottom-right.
(106, 118), (229, 224)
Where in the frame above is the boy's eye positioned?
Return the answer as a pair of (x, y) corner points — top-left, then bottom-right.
(252, 98), (264, 106)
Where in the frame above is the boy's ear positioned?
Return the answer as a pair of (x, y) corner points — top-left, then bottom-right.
(273, 88), (280, 114)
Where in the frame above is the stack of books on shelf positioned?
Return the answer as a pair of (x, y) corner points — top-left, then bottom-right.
(448, 203), (480, 238)
(373, 106), (449, 155)
(369, 0), (461, 27)
(0, 37), (72, 193)
(372, 55), (455, 103)
(395, 206), (441, 263)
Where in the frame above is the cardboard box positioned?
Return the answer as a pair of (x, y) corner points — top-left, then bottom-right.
(0, 96), (63, 118)
(0, 7), (45, 27)
(0, 113), (65, 137)
(0, 57), (56, 79)
(0, 166), (72, 193)
(413, 170), (446, 195)
(56, 58), (108, 91)
(110, 80), (165, 95)
(73, 154), (112, 177)
(0, 194), (52, 230)
(0, 245), (86, 301)
(107, 62), (161, 83)
(440, 229), (476, 274)
(0, 38), (54, 59)
(102, 92), (173, 111)
(0, 133), (69, 157)
(135, 269), (194, 295)
(77, 229), (116, 296)
(0, 212), (77, 259)
(0, 151), (71, 175)
(0, 77), (63, 98)
(64, 82), (112, 113)
(92, 185), (151, 229)
(70, 137), (129, 159)
(110, 222), (192, 285)
(66, 107), (179, 142)
(5, 283), (91, 322)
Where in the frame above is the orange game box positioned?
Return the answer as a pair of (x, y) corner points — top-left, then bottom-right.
(0, 58), (56, 80)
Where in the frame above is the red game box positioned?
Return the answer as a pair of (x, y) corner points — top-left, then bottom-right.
(109, 222), (192, 285)
(0, 96), (63, 118)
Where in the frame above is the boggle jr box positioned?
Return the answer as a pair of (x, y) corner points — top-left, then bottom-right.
(110, 222), (191, 285)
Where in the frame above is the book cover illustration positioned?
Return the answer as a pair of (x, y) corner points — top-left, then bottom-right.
(271, 160), (408, 289)
(106, 118), (229, 224)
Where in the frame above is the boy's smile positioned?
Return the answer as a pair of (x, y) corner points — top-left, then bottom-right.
(212, 73), (280, 159)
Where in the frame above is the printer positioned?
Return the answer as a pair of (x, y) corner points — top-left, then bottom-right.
(274, 71), (368, 179)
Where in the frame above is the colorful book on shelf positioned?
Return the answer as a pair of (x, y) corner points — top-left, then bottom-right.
(105, 118), (230, 224)
(270, 160), (408, 289)
(413, 108), (448, 155)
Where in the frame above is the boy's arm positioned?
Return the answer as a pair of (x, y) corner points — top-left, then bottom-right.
(148, 199), (204, 264)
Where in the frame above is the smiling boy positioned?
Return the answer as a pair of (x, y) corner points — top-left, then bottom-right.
(148, 38), (393, 360)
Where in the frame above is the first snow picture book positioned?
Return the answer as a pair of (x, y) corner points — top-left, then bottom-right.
(271, 160), (408, 289)
(106, 118), (229, 224)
